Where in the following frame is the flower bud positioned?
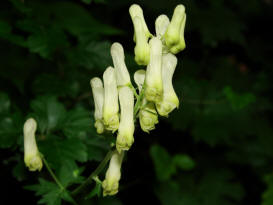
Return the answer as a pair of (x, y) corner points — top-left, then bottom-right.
(133, 69), (146, 93)
(90, 77), (104, 134)
(116, 86), (134, 152)
(134, 70), (158, 133)
(169, 14), (186, 54)
(23, 118), (43, 171)
(129, 4), (152, 40)
(103, 67), (119, 132)
(156, 53), (179, 116)
(164, 5), (186, 49)
(155, 14), (170, 39)
(131, 16), (150, 65)
(111, 42), (131, 86)
(145, 37), (163, 103)
(102, 150), (124, 196)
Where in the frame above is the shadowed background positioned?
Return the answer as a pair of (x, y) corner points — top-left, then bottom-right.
(0, 0), (273, 204)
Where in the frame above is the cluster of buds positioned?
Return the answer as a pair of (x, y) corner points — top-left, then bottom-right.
(91, 4), (186, 196)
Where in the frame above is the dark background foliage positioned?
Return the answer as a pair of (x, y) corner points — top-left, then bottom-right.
(0, 0), (273, 204)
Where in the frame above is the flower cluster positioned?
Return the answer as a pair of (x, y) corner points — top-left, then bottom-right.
(90, 4), (186, 196)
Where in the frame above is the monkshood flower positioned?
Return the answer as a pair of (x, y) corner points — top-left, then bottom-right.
(102, 150), (124, 196)
(145, 37), (163, 103)
(156, 53), (179, 116)
(129, 4), (152, 65)
(90, 77), (104, 134)
(23, 118), (43, 171)
(169, 14), (186, 54)
(129, 4), (152, 40)
(116, 86), (134, 153)
(103, 66), (119, 132)
(164, 4), (186, 53)
(134, 69), (158, 133)
(111, 42), (131, 86)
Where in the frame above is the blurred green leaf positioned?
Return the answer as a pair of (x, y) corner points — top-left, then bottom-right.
(223, 86), (256, 110)
(262, 173), (273, 205)
(30, 96), (66, 134)
(39, 135), (88, 169)
(173, 154), (195, 171)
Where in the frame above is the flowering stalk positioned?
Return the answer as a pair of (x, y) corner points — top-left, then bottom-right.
(156, 53), (179, 116)
(103, 66), (119, 132)
(102, 150), (124, 196)
(23, 118), (43, 171)
(90, 77), (104, 134)
(116, 86), (135, 152)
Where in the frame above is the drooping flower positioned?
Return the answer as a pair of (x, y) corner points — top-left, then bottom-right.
(129, 4), (152, 65)
(102, 150), (124, 196)
(164, 4), (186, 53)
(145, 37), (163, 103)
(116, 86), (134, 152)
(103, 66), (119, 132)
(134, 69), (158, 133)
(90, 77), (104, 134)
(23, 118), (43, 171)
(156, 53), (179, 116)
(129, 4), (152, 40)
(111, 42), (131, 86)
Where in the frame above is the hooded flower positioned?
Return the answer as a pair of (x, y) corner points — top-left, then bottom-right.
(129, 4), (152, 65)
(129, 4), (152, 40)
(111, 42), (131, 86)
(145, 37), (163, 103)
(156, 53), (179, 116)
(90, 77), (104, 134)
(134, 69), (158, 132)
(23, 118), (43, 171)
(102, 150), (124, 196)
(103, 66), (119, 132)
(116, 86), (135, 152)
(164, 4), (186, 53)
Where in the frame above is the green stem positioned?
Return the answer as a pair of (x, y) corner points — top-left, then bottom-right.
(71, 150), (114, 196)
(42, 156), (78, 205)
(42, 156), (65, 191)
(129, 84), (139, 99)
(133, 87), (145, 117)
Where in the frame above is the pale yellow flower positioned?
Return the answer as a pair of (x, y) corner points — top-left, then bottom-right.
(156, 53), (179, 116)
(103, 66), (119, 132)
(164, 4), (186, 53)
(102, 150), (124, 196)
(116, 86), (134, 152)
(90, 77), (105, 134)
(111, 42), (131, 86)
(145, 37), (163, 103)
(23, 118), (43, 171)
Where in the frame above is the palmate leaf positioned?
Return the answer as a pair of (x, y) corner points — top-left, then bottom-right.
(155, 170), (244, 205)
(25, 178), (74, 205)
(39, 135), (88, 170)
(150, 145), (195, 181)
(0, 93), (24, 148)
(30, 96), (66, 134)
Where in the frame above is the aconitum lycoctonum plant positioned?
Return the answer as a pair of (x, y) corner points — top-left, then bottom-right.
(23, 3), (186, 200)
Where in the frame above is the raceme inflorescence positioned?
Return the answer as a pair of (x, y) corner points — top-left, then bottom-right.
(90, 4), (186, 196)
(23, 3), (186, 198)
